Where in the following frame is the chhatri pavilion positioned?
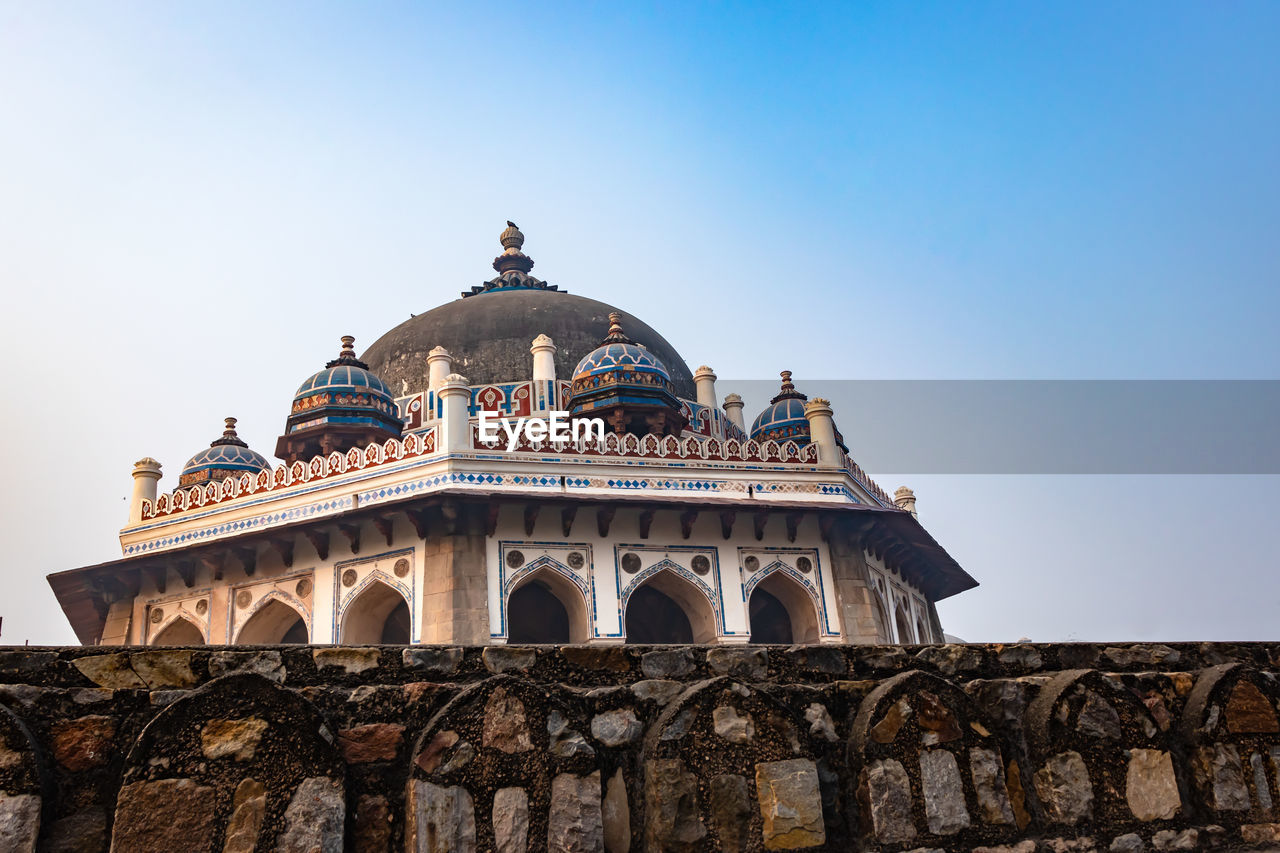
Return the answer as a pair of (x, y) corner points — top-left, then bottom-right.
(48, 224), (975, 647)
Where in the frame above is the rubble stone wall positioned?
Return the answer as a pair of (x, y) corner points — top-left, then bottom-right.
(2, 642), (1280, 852)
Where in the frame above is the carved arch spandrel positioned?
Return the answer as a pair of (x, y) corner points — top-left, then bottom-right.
(110, 673), (344, 853)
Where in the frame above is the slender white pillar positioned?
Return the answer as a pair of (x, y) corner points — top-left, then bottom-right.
(722, 393), (746, 432)
(427, 346), (453, 392)
(803, 398), (840, 466)
(531, 335), (556, 383)
(440, 374), (472, 452)
(128, 458), (163, 524)
(693, 365), (718, 409)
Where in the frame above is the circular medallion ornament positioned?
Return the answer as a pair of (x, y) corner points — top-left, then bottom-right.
(691, 555), (711, 576)
(150, 608), (163, 624)
(195, 599), (208, 615)
(621, 552), (641, 574)
(394, 558), (411, 578)
(236, 590), (252, 609)
(505, 550), (525, 569)
(567, 552), (585, 570)
(796, 556), (813, 574)
(296, 578), (313, 598)
(744, 555), (759, 573)
(342, 569), (358, 587)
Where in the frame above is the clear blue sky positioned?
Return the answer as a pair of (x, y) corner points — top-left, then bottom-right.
(1, 2), (1277, 644)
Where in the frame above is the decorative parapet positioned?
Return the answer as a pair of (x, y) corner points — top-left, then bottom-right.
(141, 427), (438, 520)
(471, 425), (821, 464)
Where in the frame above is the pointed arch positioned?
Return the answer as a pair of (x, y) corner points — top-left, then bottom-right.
(150, 613), (205, 645)
(916, 613), (932, 644)
(624, 568), (718, 644)
(340, 577), (412, 644)
(894, 600), (915, 644)
(872, 588), (892, 644)
(506, 563), (591, 644)
(236, 594), (309, 644)
(749, 570), (821, 644)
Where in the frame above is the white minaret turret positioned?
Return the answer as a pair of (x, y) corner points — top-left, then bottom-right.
(693, 365), (718, 409)
(531, 335), (556, 383)
(440, 373), (472, 452)
(803, 398), (840, 467)
(427, 346), (453, 392)
(128, 458), (163, 524)
(722, 393), (746, 432)
(894, 486), (918, 518)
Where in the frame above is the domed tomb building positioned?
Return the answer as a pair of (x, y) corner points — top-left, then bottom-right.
(49, 224), (975, 647)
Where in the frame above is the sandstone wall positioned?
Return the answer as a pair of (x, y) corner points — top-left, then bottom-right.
(1, 642), (1279, 852)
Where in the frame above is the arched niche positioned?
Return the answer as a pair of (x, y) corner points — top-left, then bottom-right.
(916, 615), (932, 644)
(151, 614), (205, 646)
(340, 578), (411, 644)
(894, 602), (914, 644)
(111, 673), (344, 853)
(872, 589), (892, 644)
(236, 597), (309, 644)
(507, 566), (590, 644)
(748, 571), (821, 644)
(624, 570), (718, 644)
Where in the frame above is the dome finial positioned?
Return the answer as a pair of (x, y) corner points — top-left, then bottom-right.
(223, 417), (238, 437)
(493, 221), (534, 275)
(601, 312), (633, 344)
(340, 335), (356, 359)
(209, 416), (249, 449)
(770, 370), (807, 404)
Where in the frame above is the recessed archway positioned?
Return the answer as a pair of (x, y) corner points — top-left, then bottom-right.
(151, 615), (204, 645)
(341, 579), (412, 644)
(873, 589), (892, 643)
(749, 571), (821, 644)
(236, 597), (309, 644)
(894, 602), (915, 644)
(916, 615), (932, 644)
(507, 567), (590, 644)
(624, 570), (717, 644)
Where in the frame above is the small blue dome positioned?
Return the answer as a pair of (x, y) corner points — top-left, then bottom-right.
(751, 395), (810, 444)
(566, 314), (685, 435)
(179, 418), (272, 488)
(288, 337), (398, 428)
(294, 362), (392, 401)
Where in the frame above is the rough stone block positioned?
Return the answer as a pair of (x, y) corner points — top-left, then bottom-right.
(482, 687), (533, 753)
(313, 647), (380, 673)
(709, 774), (752, 853)
(483, 647), (537, 674)
(200, 717), (268, 761)
(129, 651), (197, 688)
(755, 758), (826, 849)
(707, 647), (768, 680)
(354, 795), (392, 853)
(602, 768), (630, 853)
(276, 776), (345, 853)
(970, 747), (1015, 825)
(562, 646), (631, 672)
(111, 778), (216, 853)
(42, 807), (107, 853)
(640, 648), (695, 679)
(920, 749), (970, 835)
(548, 772), (603, 853)
(222, 778), (266, 853)
(1192, 744), (1250, 812)
(591, 708), (641, 747)
(209, 650), (285, 682)
(861, 758), (915, 843)
(51, 715), (116, 772)
(73, 654), (145, 689)
(713, 705), (756, 744)
(403, 647), (463, 674)
(493, 787), (529, 853)
(339, 723), (404, 763)
(1125, 749), (1181, 821)
(0, 793), (40, 853)
(645, 759), (706, 848)
(1033, 751), (1094, 825)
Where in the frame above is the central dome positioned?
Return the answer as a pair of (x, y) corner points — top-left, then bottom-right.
(360, 224), (695, 399)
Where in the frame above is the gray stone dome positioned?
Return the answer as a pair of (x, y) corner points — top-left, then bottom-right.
(361, 288), (696, 399)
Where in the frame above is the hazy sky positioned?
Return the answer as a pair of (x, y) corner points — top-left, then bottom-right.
(1, 2), (1276, 645)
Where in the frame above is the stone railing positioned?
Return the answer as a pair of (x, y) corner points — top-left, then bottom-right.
(2, 642), (1280, 851)
(141, 427), (438, 520)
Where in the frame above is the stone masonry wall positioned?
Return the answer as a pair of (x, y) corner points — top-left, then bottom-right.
(2, 643), (1280, 851)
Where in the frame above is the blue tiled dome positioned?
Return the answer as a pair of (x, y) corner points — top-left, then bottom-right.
(179, 419), (272, 488)
(566, 314), (685, 435)
(749, 371), (847, 450)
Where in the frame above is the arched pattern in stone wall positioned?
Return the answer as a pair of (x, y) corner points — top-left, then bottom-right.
(406, 674), (605, 853)
(642, 676), (833, 851)
(1181, 664), (1280, 829)
(0, 702), (45, 851)
(1027, 669), (1178, 830)
(151, 613), (206, 646)
(850, 670), (1025, 849)
(110, 673), (344, 853)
